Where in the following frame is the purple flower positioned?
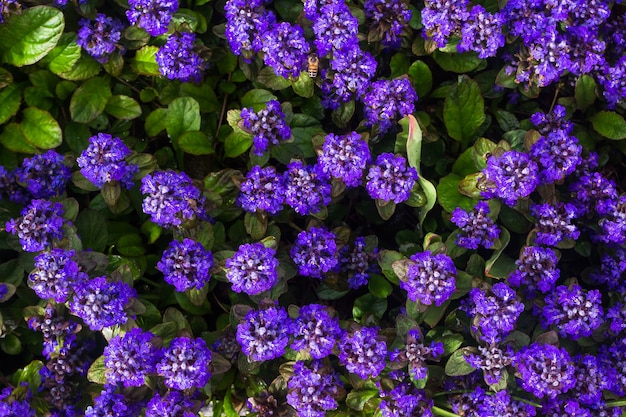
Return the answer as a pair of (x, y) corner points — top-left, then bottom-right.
(401, 251), (456, 306)
(531, 202), (580, 246)
(126, 0), (177, 36)
(390, 329), (444, 381)
(591, 247), (626, 293)
(607, 301), (626, 334)
(286, 360), (343, 417)
(598, 195), (626, 245)
(236, 305), (291, 361)
(379, 380), (433, 417)
(530, 105), (573, 135)
(77, 133), (138, 189)
(572, 354), (612, 406)
(16, 150), (70, 199)
(318, 132), (370, 187)
(156, 32), (206, 82)
(85, 385), (140, 417)
(290, 227), (338, 279)
(324, 45), (377, 108)
(366, 153), (418, 204)
(362, 79), (418, 133)
(530, 130), (582, 184)
(599, 56), (626, 108)
(291, 304), (344, 359)
(27, 305), (79, 359)
(141, 170), (206, 228)
(104, 328), (160, 387)
(338, 326), (387, 379)
(339, 236), (379, 289)
(514, 343), (576, 398)
(539, 284), (604, 340)
(157, 238), (213, 292)
(284, 161), (331, 216)
(0, 166), (29, 204)
(480, 151), (539, 206)
(261, 22), (310, 79)
(458, 5), (504, 58)
(145, 391), (195, 417)
(564, 26), (606, 76)
(569, 171), (618, 217)
(451, 201), (500, 249)
(465, 282), (524, 344)
(156, 336), (212, 390)
(421, 0), (469, 47)
(224, 0), (276, 60)
(508, 246), (560, 297)
(313, 3), (359, 57)
(28, 249), (87, 303)
(541, 399), (592, 417)
(601, 337), (626, 395)
(69, 276), (136, 331)
(364, 0), (412, 48)
(226, 242), (278, 295)
(475, 388), (537, 417)
(237, 165), (285, 214)
(77, 14), (124, 63)
(240, 100), (291, 156)
(465, 344), (514, 385)
(6, 199), (65, 252)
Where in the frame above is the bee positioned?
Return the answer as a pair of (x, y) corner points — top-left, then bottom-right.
(307, 53), (319, 78)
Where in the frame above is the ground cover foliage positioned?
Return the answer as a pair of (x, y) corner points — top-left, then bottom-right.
(0, 0), (626, 415)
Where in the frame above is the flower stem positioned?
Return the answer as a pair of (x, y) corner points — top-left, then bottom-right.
(432, 406), (461, 417)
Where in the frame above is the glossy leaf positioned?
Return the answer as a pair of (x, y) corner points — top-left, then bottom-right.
(443, 76), (485, 144)
(20, 107), (62, 149)
(589, 111), (626, 140)
(70, 77), (112, 123)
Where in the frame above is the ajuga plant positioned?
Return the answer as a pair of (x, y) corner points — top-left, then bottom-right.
(1, 0), (626, 416)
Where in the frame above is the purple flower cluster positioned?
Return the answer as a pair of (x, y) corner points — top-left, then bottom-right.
(465, 344), (514, 385)
(338, 326), (387, 379)
(77, 133), (138, 189)
(16, 150), (70, 199)
(539, 284), (604, 340)
(126, 0), (177, 36)
(85, 385), (139, 417)
(318, 132), (370, 187)
(224, 0), (275, 60)
(261, 22), (309, 79)
(156, 32), (206, 82)
(28, 249), (87, 303)
(146, 390), (195, 417)
(366, 153), (418, 204)
(572, 354), (612, 405)
(514, 343), (575, 398)
(458, 5), (505, 58)
(508, 246), (560, 297)
(284, 161), (331, 216)
(324, 45), (377, 108)
(286, 360), (343, 417)
(237, 165), (285, 214)
(339, 236), (379, 289)
(598, 195), (626, 245)
(363, 79), (417, 133)
(0, 166), (29, 204)
(531, 202), (580, 246)
(291, 304), (343, 359)
(465, 282), (524, 344)
(27, 305), (79, 358)
(240, 100), (291, 156)
(481, 151), (539, 206)
(104, 328), (160, 387)
(6, 199), (65, 252)
(569, 172), (618, 217)
(141, 170), (206, 228)
(390, 329), (444, 380)
(226, 242), (278, 295)
(313, 3), (358, 57)
(379, 378), (433, 417)
(451, 201), (500, 249)
(421, 0), (469, 47)
(69, 276), (136, 331)
(236, 305), (290, 361)
(156, 336), (212, 390)
(401, 251), (456, 306)
(530, 130), (582, 184)
(290, 227), (338, 279)
(157, 238), (214, 292)
(0, 386), (35, 417)
(364, 0), (411, 48)
(77, 14), (124, 63)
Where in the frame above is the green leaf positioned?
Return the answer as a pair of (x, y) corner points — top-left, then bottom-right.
(58, 52), (101, 81)
(443, 75), (485, 144)
(376, 199), (396, 220)
(437, 173), (477, 212)
(224, 131), (253, 158)
(70, 77), (112, 123)
(131, 45), (160, 76)
(20, 107), (62, 149)
(41, 32), (80, 74)
(145, 108), (168, 137)
(390, 53), (410, 78)
(589, 111), (626, 140)
(432, 51), (482, 73)
(87, 356), (107, 384)
(241, 89), (277, 110)
(378, 250), (405, 285)
(368, 274), (393, 298)
(223, 387), (239, 417)
(408, 60), (433, 98)
(14, 360), (43, 389)
(485, 228), (515, 278)
(178, 131), (214, 155)
(0, 6), (65, 67)
(105, 95), (142, 120)
(291, 72), (314, 98)
(116, 234), (145, 257)
(445, 347), (476, 376)
(257, 66), (291, 90)
(575, 75), (596, 111)
(166, 97), (201, 141)
(244, 211), (267, 240)
(75, 209), (108, 252)
(0, 123), (37, 153)
(0, 82), (23, 125)
(353, 293), (387, 321)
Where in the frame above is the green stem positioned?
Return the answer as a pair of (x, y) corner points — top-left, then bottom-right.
(432, 406), (461, 417)
(606, 400), (626, 407)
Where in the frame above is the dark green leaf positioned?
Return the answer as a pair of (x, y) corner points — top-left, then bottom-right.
(378, 250), (405, 285)
(390, 53), (410, 78)
(145, 108), (168, 137)
(353, 293), (387, 321)
(75, 209), (108, 252)
(244, 211), (267, 240)
(180, 82), (220, 113)
(41, 32), (80, 74)
(316, 283), (350, 300)
(346, 389), (379, 411)
(589, 111), (626, 140)
(0, 6), (65, 66)
(0, 123), (37, 153)
(368, 274), (393, 298)
(444, 347), (476, 376)
(443, 76), (485, 144)
(485, 228), (515, 278)
(241, 89), (277, 109)
(436, 173), (478, 212)
(0, 83), (23, 125)
(376, 199), (396, 220)
(422, 300), (450, 328)
(408, 60), (433, 98)
(58, 52), (101, 81)
(291, 72), (314, 98)
(178, 131), (214, 155)
(166, 97), (201, 141)
(224, 131), (253, 158)
(70, 77), (112, 123)
(116, 234), (145, 257)
(257, 66), (291, 90)
(20, 107), (62, 149)
(575, 75), (596, 111)
(432, 51), (482, 73)
(105, 95), (142, 120)
(131, 45), (160, 76)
